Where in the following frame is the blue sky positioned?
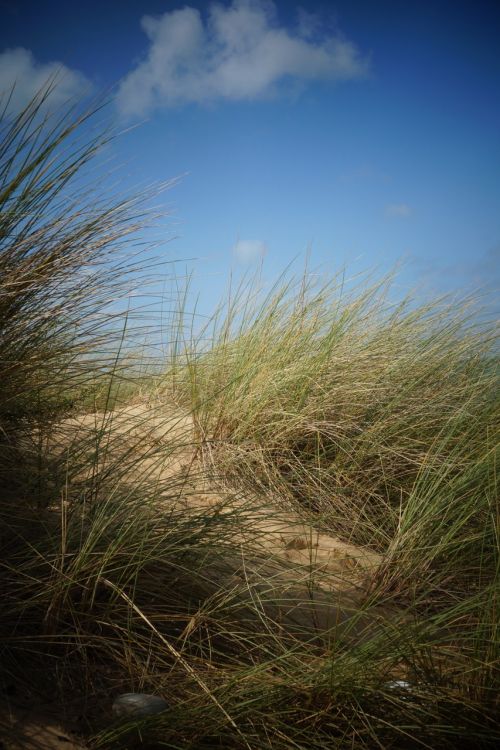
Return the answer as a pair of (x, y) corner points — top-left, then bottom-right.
(1, 0), (499, 318)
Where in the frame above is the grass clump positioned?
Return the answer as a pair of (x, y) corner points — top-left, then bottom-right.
(0, 81), (170, 504)
(0, 85), (498, 750)
(164, 267), (499, 742)
(167, 268), (497, 559)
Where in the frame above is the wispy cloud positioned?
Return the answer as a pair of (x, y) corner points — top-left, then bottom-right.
(116, 0), (369, 117)
(0, 47), (91, 115)
(385, 203), (412, 218)
(338, 163), (391, 184)
(233, 238), (266, 263)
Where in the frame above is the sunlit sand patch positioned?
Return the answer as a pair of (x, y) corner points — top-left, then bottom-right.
(45, 401), (383, 598)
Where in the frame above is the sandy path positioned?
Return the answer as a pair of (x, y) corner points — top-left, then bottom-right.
(56, 401), (382, 592)
(5, 401), (390, 748)
(51, 401), (391, 644)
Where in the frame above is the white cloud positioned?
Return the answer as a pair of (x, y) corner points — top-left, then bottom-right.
(116, 0), (369, 117)
(385, 203), (412, 218)
(0, 47), (91, 115)
(233, 238), (266, 263)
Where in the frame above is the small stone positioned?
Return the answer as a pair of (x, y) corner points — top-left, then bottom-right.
(386, 680), (412, 690)
(112, 693), (168, 720)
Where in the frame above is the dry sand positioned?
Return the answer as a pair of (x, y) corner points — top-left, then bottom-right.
(56, 401), (382, 588)
(2, 400), (389, 749)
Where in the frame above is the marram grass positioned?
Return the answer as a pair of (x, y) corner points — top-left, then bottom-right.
(0, 87), (499, 749)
